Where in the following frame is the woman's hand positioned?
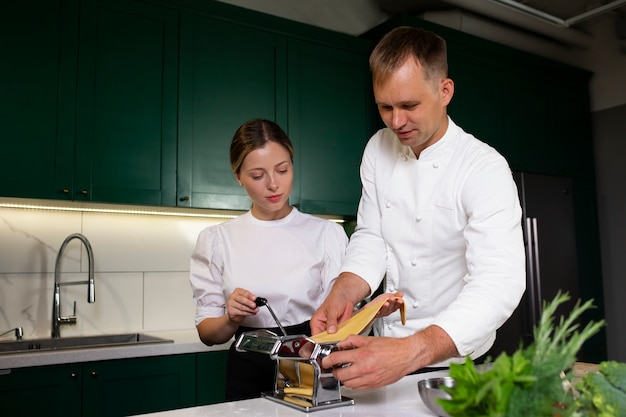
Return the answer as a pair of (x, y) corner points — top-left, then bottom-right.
(226, 288), (259, 324)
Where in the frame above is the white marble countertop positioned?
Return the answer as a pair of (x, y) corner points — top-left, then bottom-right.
(0, 329), (232, 370)
(132, 369), (450, 417)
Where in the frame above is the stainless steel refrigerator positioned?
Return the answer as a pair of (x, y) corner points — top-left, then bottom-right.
(491, 172), (581, 355)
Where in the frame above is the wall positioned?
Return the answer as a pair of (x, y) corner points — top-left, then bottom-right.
(593, 103), (626, 362)
(0, 205), (225, 340)
(578, 15), (626, 112)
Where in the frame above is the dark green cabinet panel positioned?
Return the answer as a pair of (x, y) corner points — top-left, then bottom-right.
(177, 10), (374, 215)
(447, 56), (506, 157)
(75, 0), (178, 205)
(551, 86), (594, 179)
(82, 355), (196, 416)
(287, 39), (374, 216)
(1, 0), (177, 206)
(0, 363), (82, 417)
(2, 0), (373, 214)
(0, 0), (78, 200)
(0, 352), (223, 417)
(196, 350), (228, 405)
(177, 13), (288, 210)
(503, 79), (553, 172)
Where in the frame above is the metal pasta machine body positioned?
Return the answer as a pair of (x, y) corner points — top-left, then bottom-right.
(234, 329), (354, 412)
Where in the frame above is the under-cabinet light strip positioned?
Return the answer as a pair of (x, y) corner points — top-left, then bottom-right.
(0, 201), (344, 223)
(0, 202), (239, 219)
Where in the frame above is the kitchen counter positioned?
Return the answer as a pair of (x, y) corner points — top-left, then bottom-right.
(0, 329), (232, 370)
(132, 369), (450, 417)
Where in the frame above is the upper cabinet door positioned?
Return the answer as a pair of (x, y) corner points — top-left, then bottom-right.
(177, 13), (288, 210)
(75, 0), (178, 205)
(287, 39), (374, 216)
(0, 0), (79, 200)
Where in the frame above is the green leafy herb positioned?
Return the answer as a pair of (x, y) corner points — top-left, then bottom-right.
(576, 361), (626, 416)
(440, 291), (605, 417)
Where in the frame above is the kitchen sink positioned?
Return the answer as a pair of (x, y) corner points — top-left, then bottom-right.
(0, 333), (173, 354)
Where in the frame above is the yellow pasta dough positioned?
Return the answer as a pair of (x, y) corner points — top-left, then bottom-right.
(311, 294), (405, 344)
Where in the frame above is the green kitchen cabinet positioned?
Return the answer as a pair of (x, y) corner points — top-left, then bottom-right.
(287, 39), (374, 216)
(177, 12), (288, 210)
(446, 53), (508, 157)
(0, 354), (200, 417)
(0, 363), (82, 417)
(3, 0), (373, 213)
(74, 0), (178, 206)
(177, 5), (374, 215)
(196, 349), (228, 405)
(0, 0), (79, 201)
(1, 0), (178, 206)
(550, 81), (594, 179)
(82, 354), (196, 416)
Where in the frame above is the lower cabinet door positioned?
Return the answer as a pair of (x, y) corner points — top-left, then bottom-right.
(196, 350), (228, 405)
(0, 363), (82, 417)
(82, 354), (196, 417)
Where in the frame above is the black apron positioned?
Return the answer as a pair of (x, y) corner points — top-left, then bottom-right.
(224, 321), (311, 401)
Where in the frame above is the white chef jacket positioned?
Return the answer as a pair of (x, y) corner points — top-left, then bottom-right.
(341, 117), (526, 365)
(190, 208), (348, 329)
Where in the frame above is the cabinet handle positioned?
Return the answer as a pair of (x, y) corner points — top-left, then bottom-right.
(179, 196), (189, 202)
(91, 371), (98, 378)
(79, 190), (88, 195)
(62, 188), (70, 194)
(70, 372), (78, 379)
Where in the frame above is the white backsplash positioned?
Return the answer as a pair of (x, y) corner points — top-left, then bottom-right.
(0, 205), (225, 340)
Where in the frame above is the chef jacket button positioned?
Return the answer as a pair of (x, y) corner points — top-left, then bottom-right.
(387, 324), (394, 330)
(433, 161), (440, 168)
(411, 259), (418, 266)
(385, 201), (391, 208)
(412, 301), (420, 308)
(400, 153), (407, 161)
(416, 215), (422, 222)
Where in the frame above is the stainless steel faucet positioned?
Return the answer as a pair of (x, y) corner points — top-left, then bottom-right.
(52, 233), (95, 338)
(0, 326), (23, 340)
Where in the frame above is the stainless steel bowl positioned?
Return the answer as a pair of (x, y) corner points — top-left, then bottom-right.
(417, 376), (455, 417)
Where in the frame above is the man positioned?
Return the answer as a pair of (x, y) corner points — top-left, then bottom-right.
(310, 26), (526, 390)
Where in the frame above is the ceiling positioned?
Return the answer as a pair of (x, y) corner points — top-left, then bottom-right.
(218, 0), (626, 65)
(376, 0), (626, 48)
(378, 0), (626, 28)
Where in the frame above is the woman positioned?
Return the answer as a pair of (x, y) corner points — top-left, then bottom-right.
(190, 118), (348, 400)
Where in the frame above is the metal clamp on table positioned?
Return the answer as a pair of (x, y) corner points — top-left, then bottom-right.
(234, 329), (354, 412)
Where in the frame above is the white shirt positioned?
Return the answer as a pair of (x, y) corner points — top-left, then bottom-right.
(190, 208), (348, 328)
(341, 118), (526, 365)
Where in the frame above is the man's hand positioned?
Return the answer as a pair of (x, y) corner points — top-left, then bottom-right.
(374, 292), (404, 321)
(320, 326), (459, 390)
(311, 273), (370, 335)
(310, 290), (354, 335)
(322, 335), (418, 390)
